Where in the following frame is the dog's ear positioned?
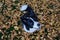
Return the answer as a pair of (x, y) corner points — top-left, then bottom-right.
(26, 6), (35, 16)
(20, 5), (28, 11)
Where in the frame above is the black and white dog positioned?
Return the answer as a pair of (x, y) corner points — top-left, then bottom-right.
(20, 5), (41, 33)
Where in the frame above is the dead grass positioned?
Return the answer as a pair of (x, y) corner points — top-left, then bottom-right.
(0, 0), (60, 40)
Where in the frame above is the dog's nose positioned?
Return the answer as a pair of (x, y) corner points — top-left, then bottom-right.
(37, 23), (40, 26)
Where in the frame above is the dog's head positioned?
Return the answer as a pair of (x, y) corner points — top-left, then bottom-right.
(20, 4), (41, 33)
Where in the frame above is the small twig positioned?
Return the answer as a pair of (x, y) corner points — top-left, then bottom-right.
(23, 32), (30, 40)
(1, 0), (5, 14)
(11, 32), (14, 40)
(1, 0), (7, 15)
(37, 32), (40, 40)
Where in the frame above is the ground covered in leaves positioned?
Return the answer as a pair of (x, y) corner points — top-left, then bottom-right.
(0, 0), (60, 40)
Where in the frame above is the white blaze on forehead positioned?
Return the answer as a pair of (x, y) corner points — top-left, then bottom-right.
(33, 22), (40, 28)
(20, 5), (28, 11)
(30, 18), (40, 28)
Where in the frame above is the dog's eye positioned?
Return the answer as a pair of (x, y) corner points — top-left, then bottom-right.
(28, 19), (34, 25)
